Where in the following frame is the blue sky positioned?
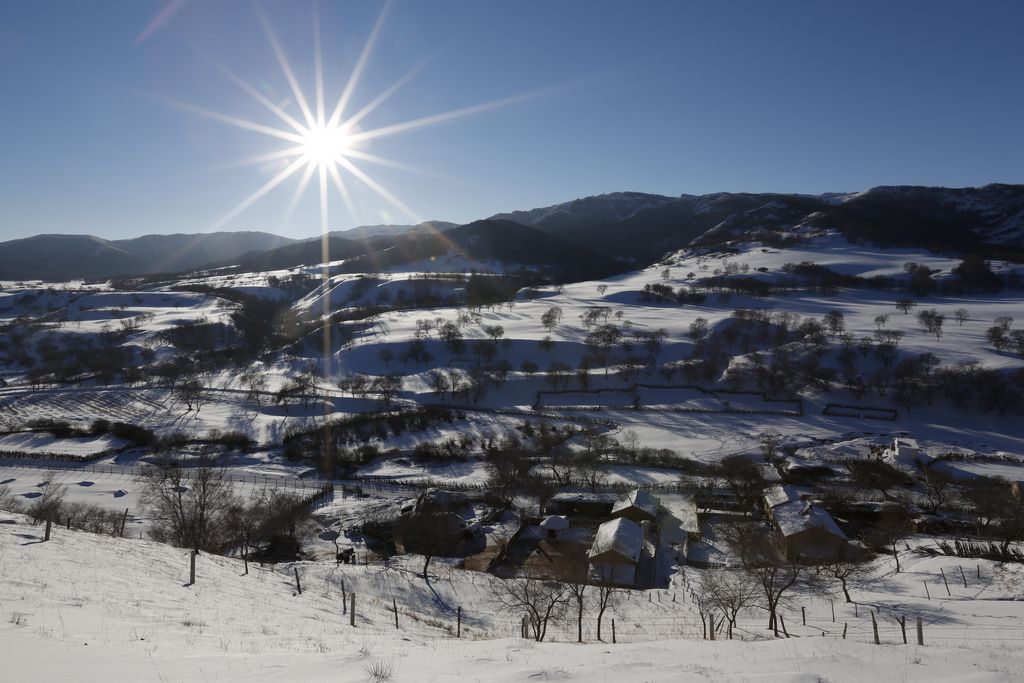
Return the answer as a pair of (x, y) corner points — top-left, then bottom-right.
(1, 0), (1022, 241)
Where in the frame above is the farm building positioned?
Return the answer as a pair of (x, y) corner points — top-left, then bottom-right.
(771, 499), (848, 562)
(882, 437), (933, 470)
(611, 489), (660, 523)
(538, 515), (570, 540)
(588, 517), (644, 586)
(762, 483), (800, 515)
(545, 491), (617, 517)
(658, 495), (700, 544)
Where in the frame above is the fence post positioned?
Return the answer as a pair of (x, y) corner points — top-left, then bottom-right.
(611, 619), (616, 644)
(66, 516), (71, 530)
(802, 606), (806, 626)
(976, 564), (981, 581)
(940, 568), (951, 596)
(119, 508), (128, 537)
(44, 519), (52, 541)
(958, 565), (967, 587)
(842, 623), (847, 640)
(924, 581), (931, 600)
(709, 616), (715, 641)
(294, 567), (302, 595)
(189, 550), (197, 586)
(393, 598), (399, 629)
(916, 616), (923, 645)
(779, 614), (789, 638)
(341, 580), (347, 614)
(897, 615), (907, 644)
(871, 612), (880, 645)
(830, 600), (835, 622)
(350, 594), (355, 626)
(457, 606), (461, 638)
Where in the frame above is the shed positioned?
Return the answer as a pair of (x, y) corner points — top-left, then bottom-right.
(611, 489), (660, 523)
(545, 491), (617, 517)
(763, 484), (800, 514)
(588, 517), (643, 586)
(539, 515), (570, 540)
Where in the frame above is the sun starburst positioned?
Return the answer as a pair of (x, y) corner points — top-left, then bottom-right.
(169, 0), (554, 407)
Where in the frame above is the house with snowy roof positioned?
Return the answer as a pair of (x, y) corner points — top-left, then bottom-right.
(588, 517), (644, 586)
(882, 437), (933, 470)
(762, 484), (800, 515)
(771, 499), (848, 562)
(610, 489), (660, 523)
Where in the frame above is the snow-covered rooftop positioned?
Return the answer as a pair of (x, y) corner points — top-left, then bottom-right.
(588, 517), (643, 563)
(764, 484), (800, 509)
(773, 500), (846, 539)
(539, 515), (570, 531)
(611, 489), (660, 518)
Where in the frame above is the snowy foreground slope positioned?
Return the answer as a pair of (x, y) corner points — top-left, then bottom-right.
(2, 512), (1023, 682)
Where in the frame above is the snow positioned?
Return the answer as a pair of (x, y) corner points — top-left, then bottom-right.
(0, 432), (127, 456)
(2, 509), (1024, 680)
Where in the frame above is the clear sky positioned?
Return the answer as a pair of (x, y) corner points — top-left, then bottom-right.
(1, 0), (1022, 242)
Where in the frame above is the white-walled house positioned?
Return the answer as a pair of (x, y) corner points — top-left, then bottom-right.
(882, 437), (933, 470)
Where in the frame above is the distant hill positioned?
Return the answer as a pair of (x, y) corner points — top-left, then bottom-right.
(495, 185), (1024, 264)
(335, 219), (624, 281)
(232, 218), (623, 282)
(332, 221), (458, 241)
(6, 184), (1022, 281)
(0, 232), (298, 281)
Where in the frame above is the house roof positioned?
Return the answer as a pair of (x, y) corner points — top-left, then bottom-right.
(763, 484), (800, 509)
(659, 495), (699, 535)
(611, 489), (660, 518)
(757, 462), (783, 483)
(539, 515), (569, 531)
(589, 517), (643, 563)
(549, 491), (618, 505)
(772, 500), (846, 540)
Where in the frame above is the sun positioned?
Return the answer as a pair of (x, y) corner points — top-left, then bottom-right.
(173, 2), (547, 235)
(299, 122), (354, 166)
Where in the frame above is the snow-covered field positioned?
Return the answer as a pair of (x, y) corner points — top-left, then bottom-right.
(2, 511), (1023, 682)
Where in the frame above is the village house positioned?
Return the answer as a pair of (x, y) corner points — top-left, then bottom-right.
(545, 491), (617, 518)
(882, 437), (934, 470)
(763, 484), (848, 562)
(771, 499), (848, 562)
(610, 489), (660, 523)
(588, 517), (644, 586)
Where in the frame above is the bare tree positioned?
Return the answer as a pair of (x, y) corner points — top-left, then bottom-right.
(26, 475), (65, 524)
(954, 307), (970, 326)
(724, 521), (805, 636)
(697, 569), (759, 639)
(594, 577), (620, 642)
(820, 559), (875, 603)
(719, 455), (766, 513)
(141, 459), (237, 551)
(963, 477), (1024, 557)
(920, 464), (955, 514)
(490, 574), (570, 642)
(393, 511), (458, 578)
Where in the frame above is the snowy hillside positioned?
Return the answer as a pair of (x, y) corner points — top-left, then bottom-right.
(2, 511), (1023, 682)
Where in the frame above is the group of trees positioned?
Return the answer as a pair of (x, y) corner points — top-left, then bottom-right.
(141, 459), (311, 560)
